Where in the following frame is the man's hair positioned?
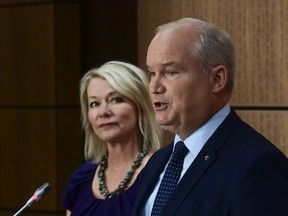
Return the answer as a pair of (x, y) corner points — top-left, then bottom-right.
(156, 18), (236, 92)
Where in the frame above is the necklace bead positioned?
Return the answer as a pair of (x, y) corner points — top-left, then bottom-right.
(98, 146), (148, 199)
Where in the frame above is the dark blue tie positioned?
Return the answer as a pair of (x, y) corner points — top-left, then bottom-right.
(151, 141), (189, 216)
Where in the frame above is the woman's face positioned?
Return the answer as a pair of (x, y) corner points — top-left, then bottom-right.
(87, 77), (138, 143)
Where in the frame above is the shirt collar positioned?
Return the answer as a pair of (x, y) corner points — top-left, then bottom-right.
(174, 104), (231, 156)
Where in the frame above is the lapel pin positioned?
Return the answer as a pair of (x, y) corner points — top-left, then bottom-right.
(204, 155), (209, 161)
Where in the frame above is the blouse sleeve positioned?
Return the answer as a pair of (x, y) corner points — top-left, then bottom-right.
(61, 162), (97, 210)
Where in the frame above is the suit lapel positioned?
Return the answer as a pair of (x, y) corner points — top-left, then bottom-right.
(133, 143), (174, 214)
(161, 110), (242, 215)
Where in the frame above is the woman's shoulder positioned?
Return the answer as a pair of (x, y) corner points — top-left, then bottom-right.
(63, 162), (97, 194)
(69, 162), (97, 182)
(62, 162), (98, 209)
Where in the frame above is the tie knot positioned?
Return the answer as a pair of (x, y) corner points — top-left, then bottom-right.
(173, 141), (189, 159)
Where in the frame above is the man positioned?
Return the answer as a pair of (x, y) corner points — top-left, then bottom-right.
(132, 18), (288, 216)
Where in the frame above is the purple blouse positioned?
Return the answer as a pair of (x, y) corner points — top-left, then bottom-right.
(62, 162), (141, 216)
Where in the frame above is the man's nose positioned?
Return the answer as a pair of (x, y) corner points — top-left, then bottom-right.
(149, 76), (165, 94)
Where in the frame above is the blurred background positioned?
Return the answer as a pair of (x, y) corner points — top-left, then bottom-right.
(0, 0), (287, 215)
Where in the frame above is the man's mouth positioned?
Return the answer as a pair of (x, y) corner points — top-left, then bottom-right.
(153, 102), (168, 111)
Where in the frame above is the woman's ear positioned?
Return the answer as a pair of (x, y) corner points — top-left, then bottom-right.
(210, 65), (228, 93)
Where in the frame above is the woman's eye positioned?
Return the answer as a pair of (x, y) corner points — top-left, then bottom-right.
(111, 97), (124, 103)
(89, 101), (99, 108)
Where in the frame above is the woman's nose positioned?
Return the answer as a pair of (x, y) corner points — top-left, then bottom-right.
(98, 103), (112, 118)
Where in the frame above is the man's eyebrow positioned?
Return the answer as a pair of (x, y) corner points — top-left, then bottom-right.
(161, 61), (179, 67)
(146, 61), (179, 69)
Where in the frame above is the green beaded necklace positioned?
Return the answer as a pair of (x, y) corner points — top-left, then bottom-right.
(98, 146), (148, 199)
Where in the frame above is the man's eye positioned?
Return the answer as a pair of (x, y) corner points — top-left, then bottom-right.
(148, 71), (155, 77)
(166, 70), (178, 76)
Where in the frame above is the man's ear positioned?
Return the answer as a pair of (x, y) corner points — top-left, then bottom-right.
(210, 65), (228, 93)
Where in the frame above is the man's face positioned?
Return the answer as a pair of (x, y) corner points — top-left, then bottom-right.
(147, 27), (214, 139)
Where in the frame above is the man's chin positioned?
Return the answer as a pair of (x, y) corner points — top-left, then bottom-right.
(159, 124), (175, 134)
(156, 119), (169, 126)
(158, 120), (174, 131)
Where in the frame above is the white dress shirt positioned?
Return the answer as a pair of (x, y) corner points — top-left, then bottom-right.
(142, 105), (231, 216)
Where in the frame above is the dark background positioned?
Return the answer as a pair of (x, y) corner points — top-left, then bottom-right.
(0, 0), (138, 215)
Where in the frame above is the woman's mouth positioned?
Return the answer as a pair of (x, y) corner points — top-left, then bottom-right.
(99, 123), (116, 128)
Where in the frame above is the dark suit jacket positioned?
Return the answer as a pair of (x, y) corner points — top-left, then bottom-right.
(132, 109), (288, 216)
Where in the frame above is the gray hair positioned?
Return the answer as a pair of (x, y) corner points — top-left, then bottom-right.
(156, 18), (236, 92)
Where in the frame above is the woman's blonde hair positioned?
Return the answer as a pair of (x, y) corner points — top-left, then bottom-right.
(80, 61), (161, 163)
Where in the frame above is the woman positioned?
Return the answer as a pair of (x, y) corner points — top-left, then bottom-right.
(62, 61), (161, 215)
